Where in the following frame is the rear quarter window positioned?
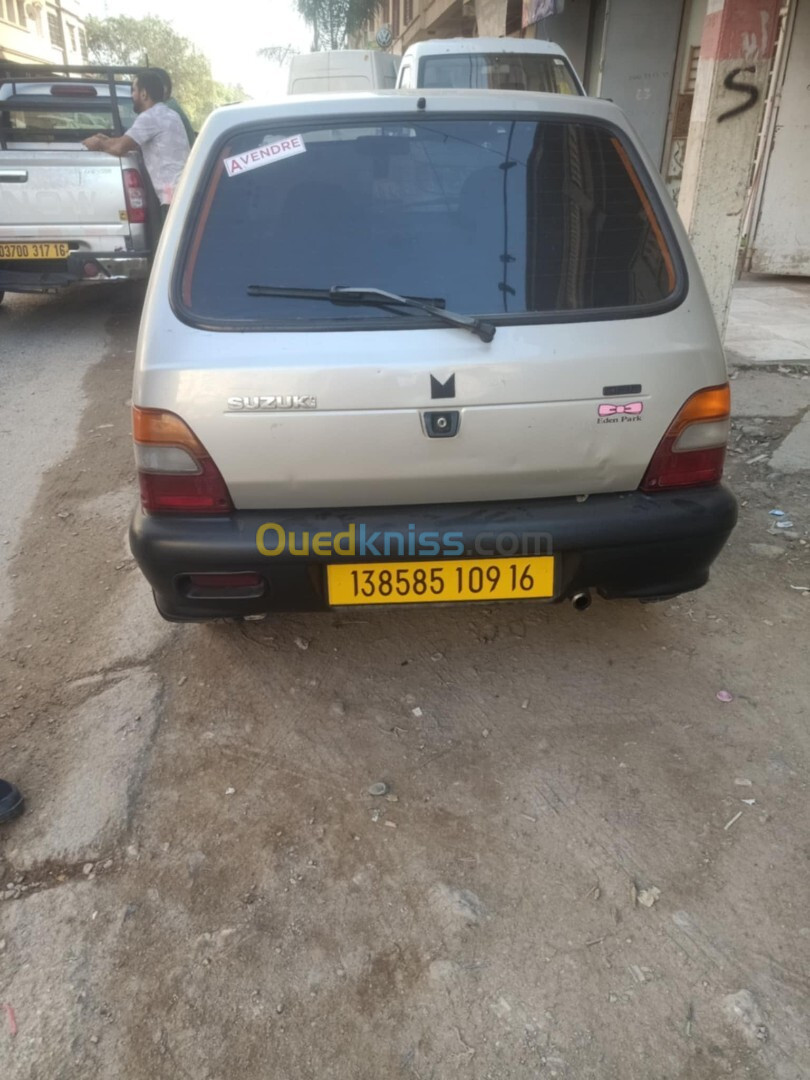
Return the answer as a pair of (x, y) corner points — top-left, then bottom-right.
(176, 115), (681, 330)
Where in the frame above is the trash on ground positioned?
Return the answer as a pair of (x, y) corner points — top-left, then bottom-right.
(724, 810), (743, 830)
(775, 520), (795, 529)
(746, 453), (767, 465)
(768, 509), (786, 517)
(716, 690), (734, 703)
(637, 886), (661, 908)
(734, 778), (753, 787)
(628, 964), (649, 984)
(412, 706), (423, 717)
(224, 787), (235, 795)
(741, 798), (756, 806)
(368, 782), (389, 797)
(722, 989), (769, 1046)
(3, 1003), (17, 1037)
(294, 636), (310, 651)
(790, 584), (810, 591)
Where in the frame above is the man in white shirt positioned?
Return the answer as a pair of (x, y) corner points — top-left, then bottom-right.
(83, 70), (190, 222)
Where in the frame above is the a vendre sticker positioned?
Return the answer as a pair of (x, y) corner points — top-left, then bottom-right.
(223, 135), (306, 178)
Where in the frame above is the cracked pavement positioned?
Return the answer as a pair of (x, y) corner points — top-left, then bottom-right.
(1, 287), (809, 1079)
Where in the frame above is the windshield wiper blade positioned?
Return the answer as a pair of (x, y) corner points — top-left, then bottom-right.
(246, 283), (496, 343)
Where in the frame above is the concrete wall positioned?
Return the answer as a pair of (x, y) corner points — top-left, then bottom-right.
(475, 0), (507, 36)
(679, 0), (783, 332)
(749, 0), (810, 275)
(597, 0), (685, 167)
(529, 0), (592, 82)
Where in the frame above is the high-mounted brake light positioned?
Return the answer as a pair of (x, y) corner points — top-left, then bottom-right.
(640, 385), (730, 492)
(133, 408), (233, 514)
(123, 168), (147, 224)
(50, 84), (97, 97)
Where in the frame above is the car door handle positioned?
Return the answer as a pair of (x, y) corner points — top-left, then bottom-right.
(0, 170), (28, 182)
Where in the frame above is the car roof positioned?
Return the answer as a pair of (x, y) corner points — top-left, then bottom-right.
(401, 37), (570, 58)
(288, 50), (399, 71)
(201, 88), (622, 139)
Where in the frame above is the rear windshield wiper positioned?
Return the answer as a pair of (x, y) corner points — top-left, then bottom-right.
(246, 284), (496, 343)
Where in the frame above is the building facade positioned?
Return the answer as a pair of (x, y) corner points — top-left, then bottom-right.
(358, 0), (706, 178)
(0, 0), (87, 66)
(355, 0), (809, 314)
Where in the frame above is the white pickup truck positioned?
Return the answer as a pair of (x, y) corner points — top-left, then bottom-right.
(0, 63), (158, 305)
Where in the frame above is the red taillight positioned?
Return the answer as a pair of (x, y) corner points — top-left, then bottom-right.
(133, 407), (233, 515)
(50, 84), (97, 97)
(641, 385), (731, 492)
(123, 168), (147, 224)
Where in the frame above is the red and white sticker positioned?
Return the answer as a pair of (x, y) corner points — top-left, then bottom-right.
(223, 135), (306, 178)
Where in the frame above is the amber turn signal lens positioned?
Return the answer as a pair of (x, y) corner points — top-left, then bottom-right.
(132, 407), (207, 453)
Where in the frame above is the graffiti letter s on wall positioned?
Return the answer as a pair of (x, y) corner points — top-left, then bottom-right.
(718, 66), (759, 122)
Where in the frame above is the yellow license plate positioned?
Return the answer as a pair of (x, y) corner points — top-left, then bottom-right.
(0, 242), (70, 260)
(327, 557), (555, 606)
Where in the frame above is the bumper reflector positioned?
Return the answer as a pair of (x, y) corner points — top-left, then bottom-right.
(188, 573), (262, 589)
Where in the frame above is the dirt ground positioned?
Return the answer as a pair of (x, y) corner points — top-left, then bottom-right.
(1, 289), (809, 1080)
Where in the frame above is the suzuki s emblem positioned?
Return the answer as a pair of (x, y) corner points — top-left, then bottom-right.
(227, 395), (317, 411)
(430, 373), (455, 399)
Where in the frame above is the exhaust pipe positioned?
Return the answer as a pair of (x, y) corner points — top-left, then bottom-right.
(571, 590), (592, 612)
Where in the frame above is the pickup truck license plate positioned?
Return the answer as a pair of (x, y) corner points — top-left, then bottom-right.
(0, 242), (70, 260)
(327, 557), (555, 606)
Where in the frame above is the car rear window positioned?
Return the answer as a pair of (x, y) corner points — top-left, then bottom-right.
(0, 92), (135, 142)
(179, 116), (679, 328)
(420, 53), (580, 94)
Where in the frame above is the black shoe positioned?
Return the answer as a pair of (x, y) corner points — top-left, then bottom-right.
(0, 779), (24, 824)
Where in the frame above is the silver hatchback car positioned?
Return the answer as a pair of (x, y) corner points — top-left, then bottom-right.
(130, 90), (736, 621)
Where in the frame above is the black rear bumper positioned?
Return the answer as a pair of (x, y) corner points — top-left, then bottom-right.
(130, 486), (737, 620)
(0, 250), (149, 291)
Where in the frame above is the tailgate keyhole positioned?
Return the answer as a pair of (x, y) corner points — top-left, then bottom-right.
(424, 411), (460, 438)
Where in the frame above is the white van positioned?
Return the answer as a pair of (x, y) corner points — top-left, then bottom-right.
(396, 38), (584, 95)
(287, 50), (400, 94)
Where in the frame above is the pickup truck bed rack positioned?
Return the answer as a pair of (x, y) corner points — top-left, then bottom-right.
(0, 63), (148, 149)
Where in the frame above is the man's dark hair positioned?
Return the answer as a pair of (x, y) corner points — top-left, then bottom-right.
(151, 67), (172, 97)
(134, 70), (166, 103)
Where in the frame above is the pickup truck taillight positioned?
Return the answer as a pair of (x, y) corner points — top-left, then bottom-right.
(640, 385), (730, 492)
(133, 407), (233, 514)
(123, 168), (147, 224)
